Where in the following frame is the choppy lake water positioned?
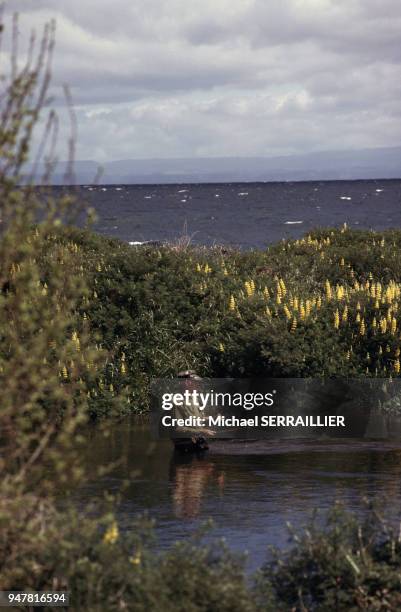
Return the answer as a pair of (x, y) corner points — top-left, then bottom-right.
(61, 179), (401, 248)
(76, 422), (401, 572)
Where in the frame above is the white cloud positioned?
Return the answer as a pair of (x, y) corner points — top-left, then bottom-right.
(5, 0), (401, 160)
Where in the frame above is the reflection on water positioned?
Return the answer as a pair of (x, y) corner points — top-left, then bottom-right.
(172, 458), (225, 519)
(77, 420), (401, 571)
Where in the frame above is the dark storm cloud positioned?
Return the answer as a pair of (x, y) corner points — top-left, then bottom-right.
(5, 0), (401, 160)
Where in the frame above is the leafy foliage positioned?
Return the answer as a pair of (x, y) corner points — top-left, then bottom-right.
(255, 505), (401, 611)
(47, 225), (401, 417)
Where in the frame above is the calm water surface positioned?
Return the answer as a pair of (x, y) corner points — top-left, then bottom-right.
(77, 421), (401, 571)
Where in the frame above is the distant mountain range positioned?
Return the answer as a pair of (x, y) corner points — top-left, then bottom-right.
(26, 146), (401, 184)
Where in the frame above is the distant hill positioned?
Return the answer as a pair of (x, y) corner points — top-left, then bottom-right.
(25, 146), (401, 184)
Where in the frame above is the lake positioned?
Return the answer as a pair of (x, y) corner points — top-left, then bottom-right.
(56, 178), (401, 248)
(76, 420), (401, 572)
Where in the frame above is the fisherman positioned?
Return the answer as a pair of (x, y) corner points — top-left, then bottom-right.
(172, 370), (210, 453)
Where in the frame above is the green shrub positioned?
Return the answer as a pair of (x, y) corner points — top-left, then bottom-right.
(41, 225), (401, 417)
(255, 504), (401, 611)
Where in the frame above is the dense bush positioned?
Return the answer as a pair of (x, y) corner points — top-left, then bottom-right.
(41, 225), (401, 417)
(255, 505), (401, 611)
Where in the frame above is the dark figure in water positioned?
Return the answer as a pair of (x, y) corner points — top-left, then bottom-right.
(172, 371), (210, 453)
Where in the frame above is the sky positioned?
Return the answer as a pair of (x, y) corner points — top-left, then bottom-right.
(6, 0), (401, 162)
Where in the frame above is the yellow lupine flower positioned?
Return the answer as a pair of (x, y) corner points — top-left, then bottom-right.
(342, 306), (348, 323)
(290, 317), (297, 332)
(219, 342), (225, 352)
(103, 522), (119, 545)
(229, 295), (236, 311)
(245, 281), (254, 297)
(130, 551), (142, 565)
(391, 318), (397, 334)
(359, 319), (365, 335)
(72, 331), (80, 351)
(283, 305), (292, 320)
(334, 309), (340, 329)
(325, 280), (332, 300)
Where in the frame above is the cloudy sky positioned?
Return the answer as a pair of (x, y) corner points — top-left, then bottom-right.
(7, 0), (401, 162)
